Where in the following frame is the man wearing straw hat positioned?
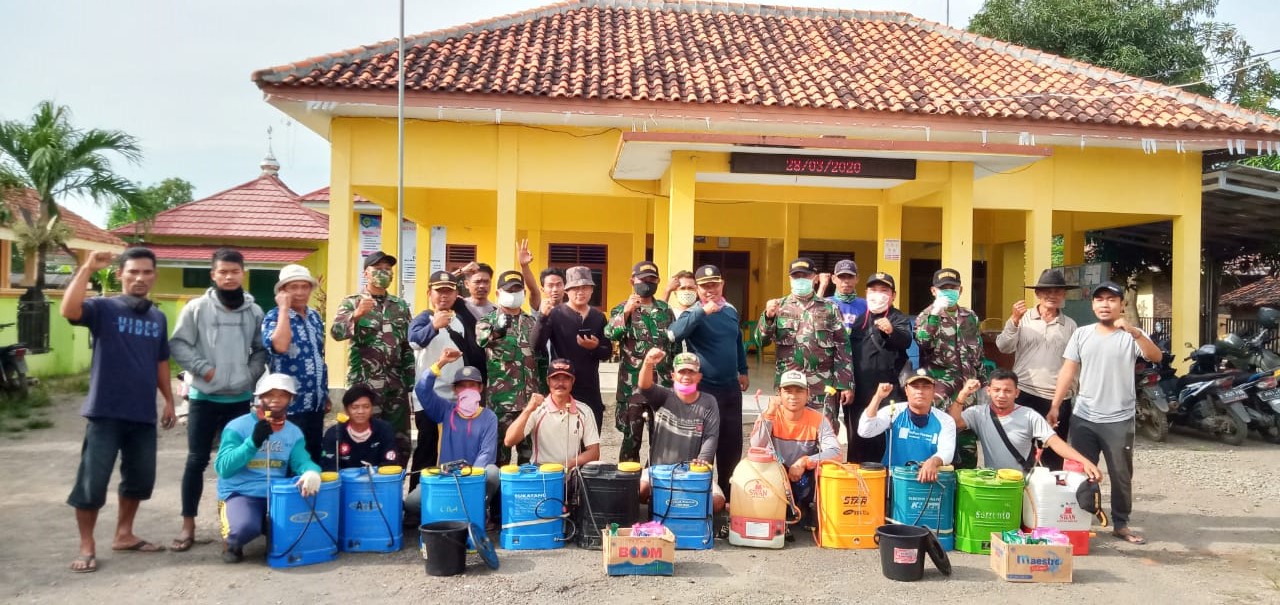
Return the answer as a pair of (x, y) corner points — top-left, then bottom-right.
(995, 268), (1078, 470)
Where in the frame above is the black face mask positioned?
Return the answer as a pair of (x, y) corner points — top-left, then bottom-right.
(633, 282), (658, 298)
(215, 287), (245, 309)
(119, 295), (153, 314)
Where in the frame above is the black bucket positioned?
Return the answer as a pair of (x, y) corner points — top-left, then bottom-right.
(420, 521), (469, 576)
(875, 524), (931, 582)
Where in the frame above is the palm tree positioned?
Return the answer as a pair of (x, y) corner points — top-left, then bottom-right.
(0, 101), (143, 291)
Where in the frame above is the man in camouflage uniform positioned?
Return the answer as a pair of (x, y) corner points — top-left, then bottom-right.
(914, 267), (984, 469)
(330, 251), (415, 463)
(605, 261), (677, 463)
(476, 270), (541, 466)
(756, 257), (853, 430)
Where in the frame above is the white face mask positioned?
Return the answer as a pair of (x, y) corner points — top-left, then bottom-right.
(675, 290), (698, 307)
(497, 290), (524, 309)
(867, 291), (892, 313)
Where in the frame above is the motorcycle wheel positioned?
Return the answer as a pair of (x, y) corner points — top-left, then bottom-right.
(1268, 416), (1280, 445)
(1141, 408), (1169, 443)
(1219, 411), (1248, 446)
(5, 366), (26, 401)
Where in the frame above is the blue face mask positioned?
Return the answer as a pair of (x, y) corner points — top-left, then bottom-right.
(790, 277), (815, 297)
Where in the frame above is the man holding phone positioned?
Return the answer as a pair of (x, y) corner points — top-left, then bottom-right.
(536, 266), (612, 431)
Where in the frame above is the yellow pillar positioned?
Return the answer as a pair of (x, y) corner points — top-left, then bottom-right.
(941, 162), (975, 308)
(326, 122), (355, 388)
(667, 154), (696, 273)
(631, 198), (648, 266)
(495, 127), (518, 272)
(782, 204), (800, 291)
(1061, 225), (1085, 266)
(1171, 153), (1203, 362)
(876, 200), (903, 282)
(1024, 204), (1053, 303)
(379, 207), (399, 296)
(653, 197), (670, 276)
(523, 193), (544, 277)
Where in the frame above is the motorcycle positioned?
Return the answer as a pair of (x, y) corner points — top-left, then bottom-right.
(1134, 355), (1169, 442)
(0, 322), (30, 399)
(1162, 343), (1250, 446)
(1213, 307), (1280, 442)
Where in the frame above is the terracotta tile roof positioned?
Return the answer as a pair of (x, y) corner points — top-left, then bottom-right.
(112, 174), (328, 240)
(143, 244), (316, 264)
(1221, 277), (1280, 308)
(298, 187), (371, 204)
(2, 188), (125, 247)
(253, 0), (1280, 135)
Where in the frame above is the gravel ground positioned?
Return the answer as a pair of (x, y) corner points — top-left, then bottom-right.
(2, 372), (1279, 604)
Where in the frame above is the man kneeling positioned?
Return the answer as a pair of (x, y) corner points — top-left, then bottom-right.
(750, 370), (840, 534)
(857, 372), (956, 482)
(504, 358), (601, 469)
(214, 374), (321, 563)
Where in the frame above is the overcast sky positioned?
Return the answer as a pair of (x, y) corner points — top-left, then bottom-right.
(1, 0), (1275, 227)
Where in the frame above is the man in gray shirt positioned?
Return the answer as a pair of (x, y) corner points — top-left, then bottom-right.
(1050, 281), (1161, 545)
(634, 348), (725, 512)
(948, 371), (1100, 479)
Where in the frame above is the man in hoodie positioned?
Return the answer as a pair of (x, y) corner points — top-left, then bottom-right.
(168, 248), (267, 554)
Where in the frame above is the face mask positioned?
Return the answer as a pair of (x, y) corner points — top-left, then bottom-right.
(790, 277), (815, 297)
(456, 389), (481, 417)
(215, 287), (245, 309)
(119, 295), (153, 314)
(867, 291), (892, 314)
(675, 290), (698, 307)
(941, 289), (961, 307)
(368, 269), (392, 289)
(833, 292), (857, 303)
(673, 382), (698, 396)
(497, 290), (524, 309)
(633, 281), (658, 298)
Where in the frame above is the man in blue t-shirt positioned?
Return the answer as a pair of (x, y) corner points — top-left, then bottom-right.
(61, 248), (176, 573)
(857, 372), (957, 483)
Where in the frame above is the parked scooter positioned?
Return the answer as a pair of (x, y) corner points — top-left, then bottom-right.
(1162, 343), (1250, 446)
(0, 322), (30, 399)
(1134, 355), (1169, 442)
(1212, 307), (1280, 442)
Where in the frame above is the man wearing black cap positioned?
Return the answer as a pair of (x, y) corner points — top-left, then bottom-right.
(915, 267), (984, 469)
(477, 270), (542, 465)
(605, 261), (677, 463)
(756, 257), (852, 430)
(1050, 280), (1161, 545)
(995, 269), (1079, 470)
(846, 271), (913, 464)
(669, 264), (749, 502)
(331, 251), (415, 463)
(536, 266), (613, 432)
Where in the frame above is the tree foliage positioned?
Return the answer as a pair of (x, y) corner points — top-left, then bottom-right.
(108, 177), (194, 234)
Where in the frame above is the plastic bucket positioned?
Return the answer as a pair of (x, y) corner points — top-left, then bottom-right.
(875, 524), (931, 582)
(888, 465), (956, 550)
(816, 461), (887, 549)
(420, 521), (469, 576)
(574, 462), (641, 549)
(955, 469), (1023, 554)
(499, 463), (566, 550)
(339, 467), (405, 553)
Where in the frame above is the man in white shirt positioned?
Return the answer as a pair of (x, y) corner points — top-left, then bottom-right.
(503, 359), (600, 469)
(858, 371), (956, 482)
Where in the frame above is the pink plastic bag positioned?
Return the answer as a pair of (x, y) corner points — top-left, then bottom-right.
(631, 521), (667, 537)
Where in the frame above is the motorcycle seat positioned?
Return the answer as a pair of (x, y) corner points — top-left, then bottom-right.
(1175, 372), (1235, 390)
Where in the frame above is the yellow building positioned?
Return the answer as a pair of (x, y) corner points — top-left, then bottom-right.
(252, 1), (1280, 384)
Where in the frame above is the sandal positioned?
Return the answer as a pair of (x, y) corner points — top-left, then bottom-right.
(70, 554), (97, 573)
(170, 536), (195, 552)
(1113, 528), (1147, 545)
(113, 540), (165, 553)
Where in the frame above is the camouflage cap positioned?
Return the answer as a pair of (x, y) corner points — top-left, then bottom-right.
(673, 352), (701, 372)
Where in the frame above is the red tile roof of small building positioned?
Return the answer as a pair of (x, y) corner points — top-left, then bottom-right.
(3, 188), (125, 247)
(112, 174), (328, 240)
(298, 187), (371, 204)
(1221, 276), (1280, 308)
(142, 244), (316, 264)
(253, 0), (1280, 135)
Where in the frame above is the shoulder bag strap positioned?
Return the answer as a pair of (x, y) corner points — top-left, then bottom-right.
(988, 405), (1033, 473)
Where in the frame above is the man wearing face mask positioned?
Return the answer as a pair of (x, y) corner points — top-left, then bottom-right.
(331, 251), (415, 464)
(662, 270), (699, 319)
(536, 266), (613, 432)
(405, 348), (501, 516)
(846, 272), (913, 464)
(168, 248), (267, 553)
(915, 267), (984, 469)
(756, 257), (853, 431)
(605, 261), (677, 463)
(476, 270), (542, 465)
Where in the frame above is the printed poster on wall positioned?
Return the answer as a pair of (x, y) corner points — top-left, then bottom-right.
(356, 214), (418, 308)
(883, 238), (901, 261)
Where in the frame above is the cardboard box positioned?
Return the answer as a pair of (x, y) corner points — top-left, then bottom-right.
(989, 533), (1074, 583)
(603, 527), (676, 576)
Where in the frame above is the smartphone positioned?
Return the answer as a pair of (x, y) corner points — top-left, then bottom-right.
(577, 328), (594, 338)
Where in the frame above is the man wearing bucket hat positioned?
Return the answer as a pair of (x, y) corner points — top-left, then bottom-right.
(504, 359), (601, 468)
(1049, 280), (1161, 545)
(750, 369), (841, 531)
(857, 372), (957, 483)
(478, 270), (542, 465)
(756, 257), (853, 431)
(261, 264), (328, 466)
(214, 373), (322, 564)
(331, 251), (415, 464)
(995, 268), (1079, 470)
(605, 260), (677, 463)
(634, 348), (726, 512)
(846, 271), (913, 465)
(536, 265), (612, 431)
(169, 248), (267, 553)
